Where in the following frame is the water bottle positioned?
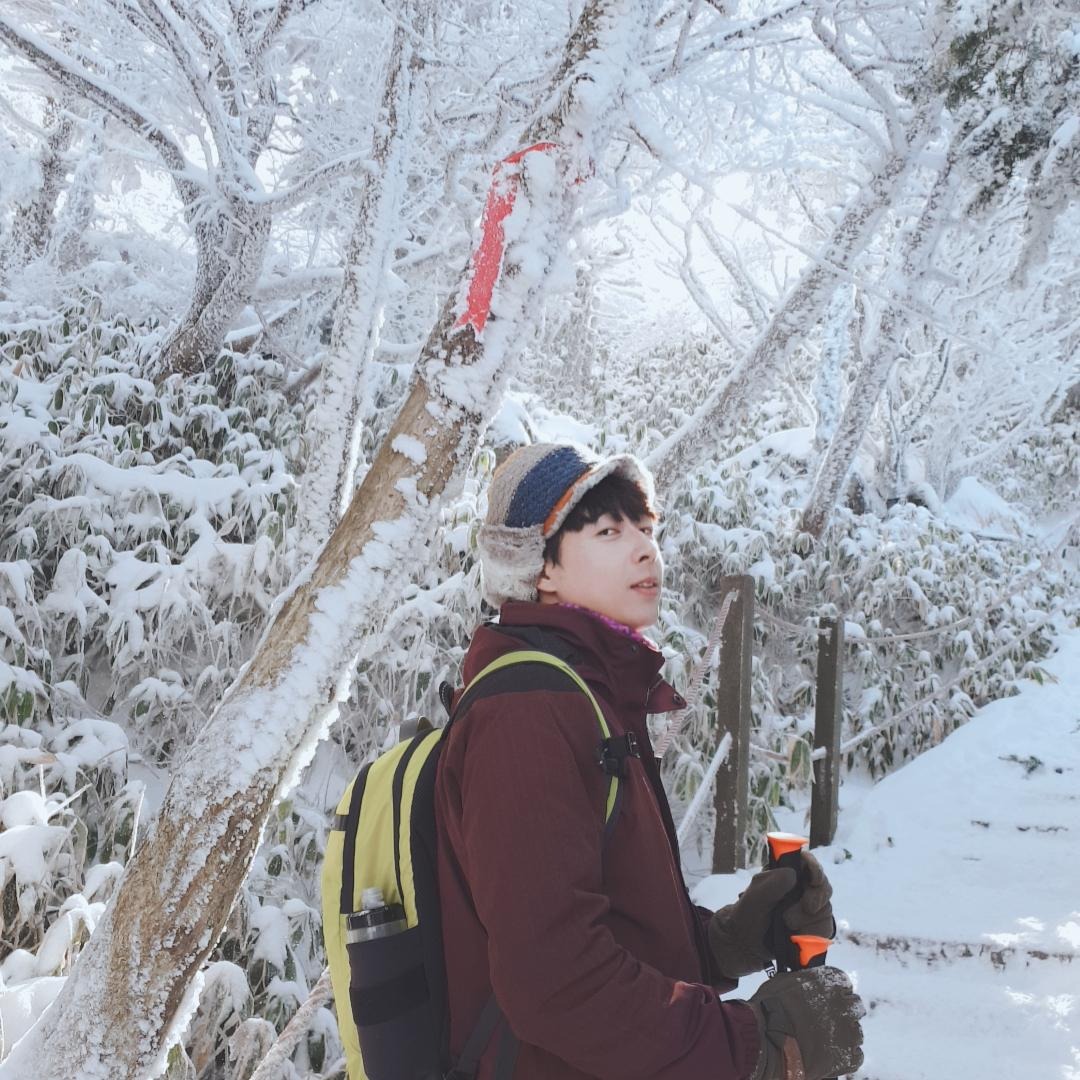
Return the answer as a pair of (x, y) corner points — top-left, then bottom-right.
(347, 887), (407, 944)
(345, 886), (437, 1079)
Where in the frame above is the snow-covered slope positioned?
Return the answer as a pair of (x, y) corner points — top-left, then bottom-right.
(695, 628), (1080, 1080)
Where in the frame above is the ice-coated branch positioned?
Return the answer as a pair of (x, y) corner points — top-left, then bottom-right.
(251, 0), (300, 62)
(697, 216), (771, 331)
(654, 0), (813, 78)
(251, 267), (345, 303)
(791, 67), (890, 152)
(133, 0), (250, 183)
(0, 16), (193, 190)
(100, 0), (161, 52)
(669, 0), (702, 74)
(254, 150), (377, 211)
(0, 3), (656, 1076)
(164, 0), (224, 59)
(811, 8), (902, 150)
(648, 96), (942, 495)
(172, 1), (252, 131)
(801, 149), (958, 537)
(656, 202), (744, 353)
(296, 3), (427, 564)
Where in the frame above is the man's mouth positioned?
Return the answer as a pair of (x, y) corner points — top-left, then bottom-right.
(631, 579), (659, 593)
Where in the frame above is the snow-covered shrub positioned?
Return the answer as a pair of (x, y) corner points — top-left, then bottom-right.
(0, 703), (132, 1029)
(0, 302), (314, 1072)
(0, 299), (300, 755)
(989, 418), (1080, 519)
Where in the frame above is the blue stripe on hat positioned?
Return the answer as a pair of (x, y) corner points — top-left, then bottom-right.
(504, 445), (594, 528)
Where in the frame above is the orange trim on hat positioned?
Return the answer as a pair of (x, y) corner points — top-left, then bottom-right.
(542, 465), (596, 535)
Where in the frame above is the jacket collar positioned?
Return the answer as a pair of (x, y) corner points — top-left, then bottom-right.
(465, 601), (686, 719)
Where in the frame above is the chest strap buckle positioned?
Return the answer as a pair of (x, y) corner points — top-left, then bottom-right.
(597, 732), (641, 778)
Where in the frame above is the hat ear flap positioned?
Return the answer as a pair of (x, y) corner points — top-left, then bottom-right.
(477, 524), (546, 608)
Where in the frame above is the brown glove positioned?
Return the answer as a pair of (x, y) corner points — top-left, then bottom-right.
(745, 967), (865, 1080)
(708, 851), (834, 980)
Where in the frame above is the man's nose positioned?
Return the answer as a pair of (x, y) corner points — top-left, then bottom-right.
(633, 526), (659, 560)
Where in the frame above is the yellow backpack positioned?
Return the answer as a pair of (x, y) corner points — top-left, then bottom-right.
(321, 650), (634, 1080)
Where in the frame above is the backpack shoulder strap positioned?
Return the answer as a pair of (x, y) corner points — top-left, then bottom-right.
(449, 649), (620, 828)
(443, 650), (625, 1079)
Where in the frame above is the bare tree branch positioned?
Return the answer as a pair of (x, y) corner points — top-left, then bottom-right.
(0, 16), (193, 190)
(252, 150), (377, 211)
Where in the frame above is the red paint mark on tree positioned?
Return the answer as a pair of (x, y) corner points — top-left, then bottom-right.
(455, 142), (558, 335)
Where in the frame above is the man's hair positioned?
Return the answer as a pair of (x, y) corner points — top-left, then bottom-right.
(543, 472), (657, 566)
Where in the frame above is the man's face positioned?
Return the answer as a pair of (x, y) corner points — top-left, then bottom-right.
(536, 513), (663, 631)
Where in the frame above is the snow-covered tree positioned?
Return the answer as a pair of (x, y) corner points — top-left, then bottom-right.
(295, 1), (430, 562)
(0, 1), (658, 1073)
(0, 92), (78, 279)
(0, 2), (377, 378)
(646, 0), (952, 494)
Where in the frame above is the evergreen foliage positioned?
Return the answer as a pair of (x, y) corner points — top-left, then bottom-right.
(943, 0), (1079, 208)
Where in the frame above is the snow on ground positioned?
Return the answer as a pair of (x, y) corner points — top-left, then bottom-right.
(695, 627), (1080, 1080)
(942, 476), (1034, 540)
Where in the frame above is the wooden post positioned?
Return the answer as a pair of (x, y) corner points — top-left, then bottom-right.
(712, 575), (753, 873)
(810, 616), (844, 848)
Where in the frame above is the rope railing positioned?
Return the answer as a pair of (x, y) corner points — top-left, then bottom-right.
(834, 613), (1055, 758)
(654, 587), (739, 759)
(755, 606), (820, 639)
(248, 968), (334, 1080)
(760, 605), (989, 646)
(757, 548), (1063, 648)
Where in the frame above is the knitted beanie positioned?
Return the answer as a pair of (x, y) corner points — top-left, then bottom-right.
(477, 442), (655, 609)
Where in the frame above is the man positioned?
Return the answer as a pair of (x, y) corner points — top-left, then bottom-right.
(435, 443), (864, 1079)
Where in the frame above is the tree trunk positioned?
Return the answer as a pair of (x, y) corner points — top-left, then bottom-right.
(0, 97), (75, 278)
(802, 309), (900, 536)
(0, 3), (651, 1076)
(52, 118), (104, 273)
(154, 200), (274, 379)
(802, 158), (956, 538)
(647, 102), (940, 495)
(297, 8), (425, 562)
(811, 285), (856, 454)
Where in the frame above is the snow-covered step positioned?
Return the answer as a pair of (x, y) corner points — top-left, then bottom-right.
(695, 629), (1080, 1080)
(838, 927), (1078, 973)
(848, 950), (1078, 1080)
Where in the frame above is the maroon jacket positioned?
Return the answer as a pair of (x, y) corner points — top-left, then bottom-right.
(435, 602), (760, 1079)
